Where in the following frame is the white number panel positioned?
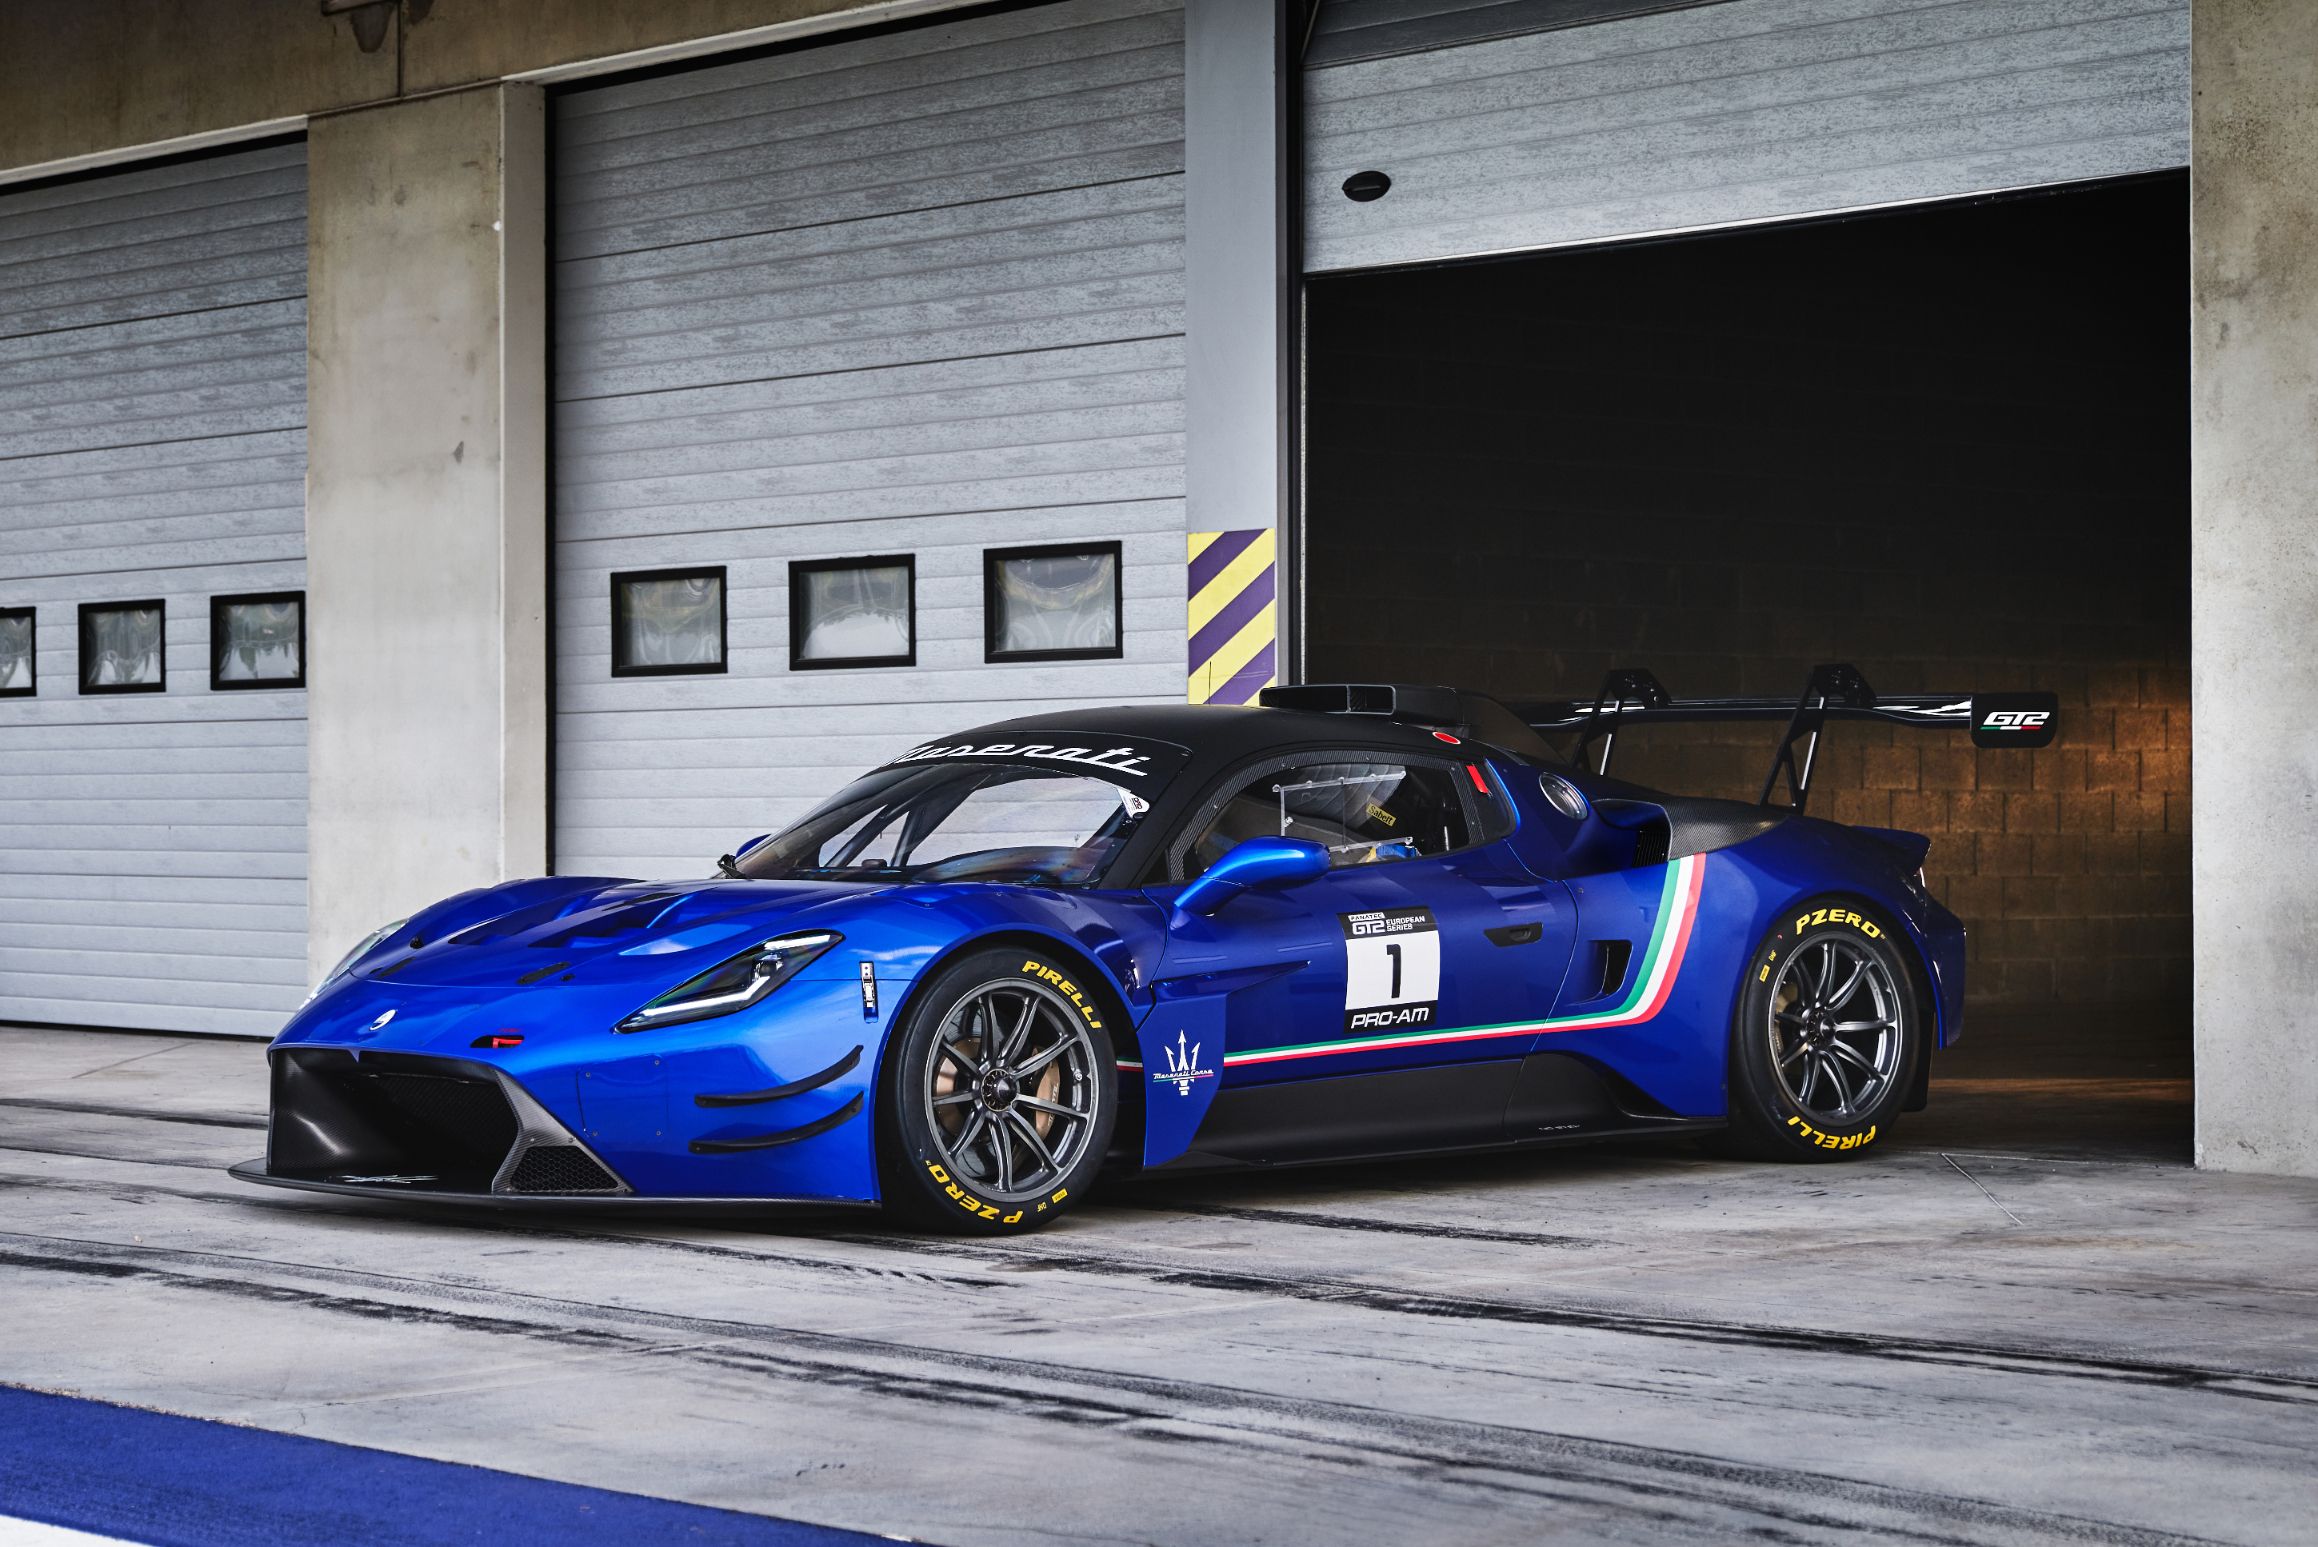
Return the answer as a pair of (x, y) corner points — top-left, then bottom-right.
(1339, 907), (1441, 1034)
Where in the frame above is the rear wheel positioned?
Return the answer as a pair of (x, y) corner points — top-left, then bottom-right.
(1723, 900), (1922, 1160)
(876, 947), (1116, 1231)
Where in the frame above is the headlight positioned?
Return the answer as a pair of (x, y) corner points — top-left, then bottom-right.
(615, 931), (841, 1033)
(303, 916), (410, 1005)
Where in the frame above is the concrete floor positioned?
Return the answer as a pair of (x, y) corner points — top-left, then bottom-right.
(1, 1016), (2309, 1547)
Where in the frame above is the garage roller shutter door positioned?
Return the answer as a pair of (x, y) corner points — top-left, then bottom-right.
(0, 142), (309, 1036)
(1304, 0), (2189, 273)
(551, 0), (1187, 881)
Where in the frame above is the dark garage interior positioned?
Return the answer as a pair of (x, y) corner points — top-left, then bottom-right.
(1306, 173), (2191, 1155)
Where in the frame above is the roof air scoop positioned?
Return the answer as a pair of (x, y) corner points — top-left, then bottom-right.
(1258, 682), (1462, 726)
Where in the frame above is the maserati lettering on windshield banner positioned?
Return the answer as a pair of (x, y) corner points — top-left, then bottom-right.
(884, 736), (1188, 784)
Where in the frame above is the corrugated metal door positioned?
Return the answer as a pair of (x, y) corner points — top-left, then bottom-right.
(1304, 0), (2189, 273)
(0, 142), (310, 1036)
(552, 0), (1186, 880)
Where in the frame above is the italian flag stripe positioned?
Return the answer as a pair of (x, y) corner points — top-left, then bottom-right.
(1222, 851), (1708, 1069)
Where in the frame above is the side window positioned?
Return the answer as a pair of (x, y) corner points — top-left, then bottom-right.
(1178, 757), (1477, 878)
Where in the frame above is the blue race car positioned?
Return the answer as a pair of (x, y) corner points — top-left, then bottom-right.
(231, 666), (2055, 1231)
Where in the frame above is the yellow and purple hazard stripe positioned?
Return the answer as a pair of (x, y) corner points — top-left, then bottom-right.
(1187, 528), (1277, 705)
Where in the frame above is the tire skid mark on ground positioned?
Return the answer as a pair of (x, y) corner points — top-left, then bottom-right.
(838, 1233), (2318, 1407)
(0, 1230), (2226, 1547)
(4, 1140), (2315, 1408)
(0, 1170), (1013, 1292)
(0, 1095), (265, 1131)
(1105, 1196), (1602, 1248)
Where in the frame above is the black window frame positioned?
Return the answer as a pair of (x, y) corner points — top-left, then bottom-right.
(208, 589), (307, 691)
(78, 599), (167, 696)
(609, 564), (729, 679)
(982, 540), (1125, 664)
(788, 554), (916, 671)
(0, 606), (33, 698)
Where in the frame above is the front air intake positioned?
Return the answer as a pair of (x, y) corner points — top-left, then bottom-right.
(264, 1048), (628, 1197)
(267, 1049), (518, 1192)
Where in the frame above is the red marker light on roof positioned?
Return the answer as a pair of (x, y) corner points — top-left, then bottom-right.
(1432, 731), (1461, 744)
(472, 1032), (525, 1049)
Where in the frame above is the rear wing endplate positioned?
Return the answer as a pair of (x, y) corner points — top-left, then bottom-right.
(1516, 664), (2058, 813)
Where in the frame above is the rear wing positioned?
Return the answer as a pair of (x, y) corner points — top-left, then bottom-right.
(1514, 663), (2058, 813)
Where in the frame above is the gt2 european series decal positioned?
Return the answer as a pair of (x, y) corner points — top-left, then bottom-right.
(1340, 906), (1441, 1034)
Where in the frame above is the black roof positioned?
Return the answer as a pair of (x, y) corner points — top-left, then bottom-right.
(950, 702), (1495, 770)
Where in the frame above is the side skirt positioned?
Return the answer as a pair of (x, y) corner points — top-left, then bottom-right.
(1154, 1052), (1718, 1172)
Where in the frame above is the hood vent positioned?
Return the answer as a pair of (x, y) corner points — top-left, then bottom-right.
(538, 892), (685, 949)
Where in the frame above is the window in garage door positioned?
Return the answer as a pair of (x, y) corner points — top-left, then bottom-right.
(550, 0), (1189, 882)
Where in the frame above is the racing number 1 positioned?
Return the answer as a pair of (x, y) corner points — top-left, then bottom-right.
(1339, 907), (1440, 1035)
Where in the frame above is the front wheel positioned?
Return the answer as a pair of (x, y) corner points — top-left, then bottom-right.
(1723, 901), (1923, 1161)
(876, 947), (1116, 1231)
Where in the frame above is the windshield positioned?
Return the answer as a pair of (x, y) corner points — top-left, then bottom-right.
(736, 763), (1152, 886)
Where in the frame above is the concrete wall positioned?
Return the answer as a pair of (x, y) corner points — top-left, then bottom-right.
(0, 1), (389, 174)
(0, 0), (910, 177)
(1183, 0), (1289, 538)
(304, 85), (547, 979)
(2190, 0), (2318, 1177)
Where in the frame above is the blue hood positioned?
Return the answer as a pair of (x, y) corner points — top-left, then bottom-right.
(355, 875), (885, 991)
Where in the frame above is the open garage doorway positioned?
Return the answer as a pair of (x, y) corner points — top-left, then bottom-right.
(1304, 173), (2191, 1159)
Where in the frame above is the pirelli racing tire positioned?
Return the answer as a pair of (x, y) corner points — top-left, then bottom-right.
(877, 946), (1117, 1232)
(1721, 899), (1925, 1162)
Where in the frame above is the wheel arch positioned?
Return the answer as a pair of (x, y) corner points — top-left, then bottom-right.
(869, 926), (1141, 1166)
(1750, 887), (1939, 1110)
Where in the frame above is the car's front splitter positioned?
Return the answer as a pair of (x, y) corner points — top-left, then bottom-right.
(225, 1159), (880, 1216)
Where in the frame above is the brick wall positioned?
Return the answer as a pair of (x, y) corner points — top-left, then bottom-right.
(1305, 175), (2189, 1010)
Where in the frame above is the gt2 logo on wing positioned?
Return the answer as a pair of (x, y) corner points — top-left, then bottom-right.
(1980, 711), (2050, 732)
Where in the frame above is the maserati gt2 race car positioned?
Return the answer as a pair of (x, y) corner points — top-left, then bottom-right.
(233, 665), (2056, 1232)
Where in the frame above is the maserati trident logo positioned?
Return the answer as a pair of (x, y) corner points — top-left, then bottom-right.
(366, 1009), (396, 1032)
(1153, 1030), (1214, 1097)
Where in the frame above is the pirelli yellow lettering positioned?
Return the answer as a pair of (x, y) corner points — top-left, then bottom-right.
(1787, 1116), (1878, 1151)
(925, 1160), (1067, 1224)
(1793, 906), (1883, 940)
(1020, 958), (1105, 1032)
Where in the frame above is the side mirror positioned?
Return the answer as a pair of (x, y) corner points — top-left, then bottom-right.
(1174, 836), (1329, 917)
(735, 833), (772, 858)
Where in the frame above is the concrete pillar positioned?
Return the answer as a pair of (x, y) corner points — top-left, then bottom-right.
(1183, 0), (1294, 693)
(2190, 1), (2318, 1176)
(305, 84), (548, 980)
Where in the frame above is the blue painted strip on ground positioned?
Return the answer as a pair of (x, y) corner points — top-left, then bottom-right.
(0, 1386), (891, 1547)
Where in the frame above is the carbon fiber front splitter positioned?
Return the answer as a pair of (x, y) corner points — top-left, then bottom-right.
(226, 1160), (878, 1215)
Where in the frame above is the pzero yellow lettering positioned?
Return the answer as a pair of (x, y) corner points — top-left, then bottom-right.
(1794, 908), (1884, 940)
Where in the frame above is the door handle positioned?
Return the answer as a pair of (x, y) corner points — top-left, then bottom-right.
(1485, 922), (1544, 947)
